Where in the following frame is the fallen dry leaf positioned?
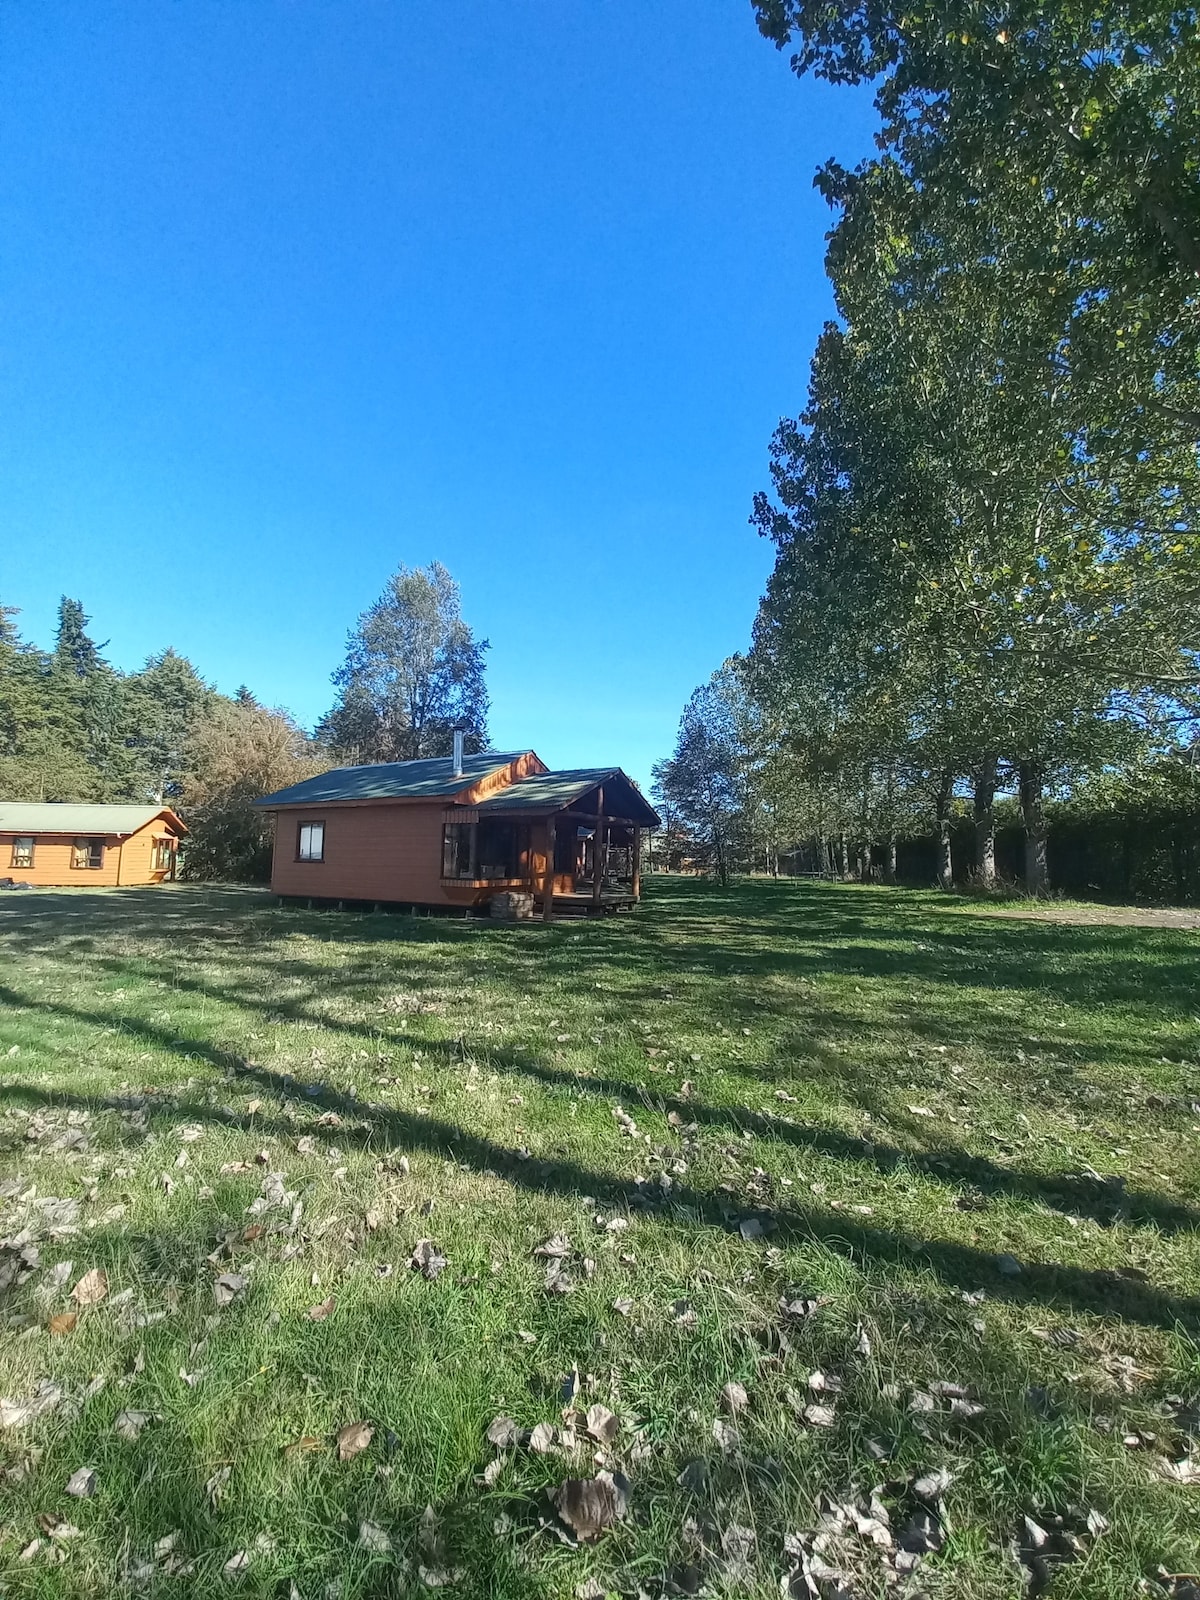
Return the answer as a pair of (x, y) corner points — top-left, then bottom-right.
(410, 1240), (448, 1281)
(306, 1296), (336, 1322)
(114, 1409), (155, 1441)
(418, 1502), (463, 1587)
(283, 1435), (324, 1458)
(533, 1234), (572, 1258)
(336, 1420), (374, 1462)
(550, 1471), (630, 1541)
(721, 1381), (749, 1415)
(71, 1268), (108, 1306)
(359, 1519), (391, 1553)
(544, 1261), (574, 1294)
(65, 1466), (97, 1498)
(47, 1312), (78, 1337)
(213, 1272), (247, 1307)
(529, 1421), (557, 1454)
(487, 1416), (521, 1449)
(585, 1403), (620, 1446)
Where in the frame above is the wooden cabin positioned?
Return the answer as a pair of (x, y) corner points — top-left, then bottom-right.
(256, 744), (660, 917)
(0, 803), (187, 888)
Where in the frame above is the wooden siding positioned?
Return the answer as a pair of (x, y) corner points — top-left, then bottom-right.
(269, 808), (573, 907)
(270, 802), (462, 905)
(458, 751), (547, 805)
(267, 756), (554, 907)
(118, 826), (178, 885)
(0, 818), (182, 888)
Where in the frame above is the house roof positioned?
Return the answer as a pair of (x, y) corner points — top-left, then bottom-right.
(0, 803), (187, 837)
(254, 752), (531, 808)
(477, 768), (660, 826)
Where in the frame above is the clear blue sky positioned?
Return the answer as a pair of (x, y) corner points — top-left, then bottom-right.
(0, 2), (876, 787)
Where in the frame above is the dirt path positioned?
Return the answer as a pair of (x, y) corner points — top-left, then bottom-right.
(991, 902), (1200, 931)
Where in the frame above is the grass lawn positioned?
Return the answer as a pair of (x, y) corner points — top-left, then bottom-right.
(1, 876), (1198, 1599)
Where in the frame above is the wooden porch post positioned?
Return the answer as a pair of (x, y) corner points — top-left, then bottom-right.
(542, 815), (556, 923)
(632, 826), (641, 901)
(592, 787), (605, 909)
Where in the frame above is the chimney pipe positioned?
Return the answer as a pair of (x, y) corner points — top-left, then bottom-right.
(452, 729), (465, 777)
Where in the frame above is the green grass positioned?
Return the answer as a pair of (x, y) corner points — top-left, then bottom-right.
(0, 876), (1198, 1599)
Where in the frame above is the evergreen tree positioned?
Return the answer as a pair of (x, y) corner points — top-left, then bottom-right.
(125, 649), (216, 801)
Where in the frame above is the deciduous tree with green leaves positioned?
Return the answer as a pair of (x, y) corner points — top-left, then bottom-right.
(319, 562), (490, 764)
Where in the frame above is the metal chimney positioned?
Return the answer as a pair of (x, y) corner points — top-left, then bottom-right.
(452, 729), (465, 778)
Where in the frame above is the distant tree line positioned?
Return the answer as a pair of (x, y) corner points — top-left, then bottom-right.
(0, 562), (490, 880)
(658, 2), (1199, 900)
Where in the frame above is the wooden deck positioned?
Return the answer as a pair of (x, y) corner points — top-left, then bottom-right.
(535, 886), (638, 916)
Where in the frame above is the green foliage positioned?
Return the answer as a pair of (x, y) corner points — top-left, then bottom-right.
(179, 700), (324, 882)
(728, 0), (1200, 895)
(318, 562), (490, 763)
(653, 661), (749, 882)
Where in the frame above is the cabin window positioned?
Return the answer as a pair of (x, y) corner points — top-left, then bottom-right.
(152, 839), (174, 873)
(442, 820), (530, 880)
(10, 837), (34, 869)
(442, 822), (474, 879)
(72, 838), (105, 870)
(477, 820), (530, 880)
(297, 822), (325, 862)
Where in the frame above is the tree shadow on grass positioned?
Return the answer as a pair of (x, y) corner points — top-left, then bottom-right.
(3, 954), (1198, 1243)
(2, 1017), (1198, 1334)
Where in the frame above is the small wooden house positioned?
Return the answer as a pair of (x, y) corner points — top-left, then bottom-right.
(256, 744), (659, 916)
(0, 803), (187, 888)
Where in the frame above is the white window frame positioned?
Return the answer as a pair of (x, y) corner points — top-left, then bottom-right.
(297, 821), (325, 863)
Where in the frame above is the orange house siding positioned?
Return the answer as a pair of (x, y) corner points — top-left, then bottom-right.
(267, 755), (554, 907)
(269, 808), (582, 908)
(0, 820), (181, 888)
(270, 802), (461, 904)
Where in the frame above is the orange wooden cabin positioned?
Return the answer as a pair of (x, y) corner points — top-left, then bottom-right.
(0, 803), (187, 888)
(256, 745), (660, 917)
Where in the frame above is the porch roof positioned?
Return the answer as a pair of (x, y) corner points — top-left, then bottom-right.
(476, 768), (660, 826)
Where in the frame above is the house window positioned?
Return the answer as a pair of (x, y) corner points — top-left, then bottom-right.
(442, 820), (530, 881)
(10, 837), (34, 869)
(477, 820), (530, 880)
(72, 838), (105, 870)
(297, 822), (325, 862)
(152, 839), (174, 873)
(442, 822), (474, 879)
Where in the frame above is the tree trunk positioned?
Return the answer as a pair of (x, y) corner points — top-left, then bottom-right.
(973, 755), (998, 891)
(883, 833), (897, 885)
(934, 771), (954, 892)
(1018, 761), (1050, 896)
(836, 833), (848, 879)
(857, 841), (871, 881)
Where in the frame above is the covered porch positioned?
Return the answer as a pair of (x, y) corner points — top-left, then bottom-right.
(440, 767), (660, 918)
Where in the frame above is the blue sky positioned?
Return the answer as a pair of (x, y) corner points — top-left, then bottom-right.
(0, 2), (877, 787)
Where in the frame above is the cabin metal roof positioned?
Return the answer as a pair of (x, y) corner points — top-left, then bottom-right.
(0, 803), (186, 837)
(255, 752), (531, 807)
(255, 755), (660, 825)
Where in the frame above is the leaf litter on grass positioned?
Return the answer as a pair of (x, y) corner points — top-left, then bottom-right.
(3, 878), (1200, 1597)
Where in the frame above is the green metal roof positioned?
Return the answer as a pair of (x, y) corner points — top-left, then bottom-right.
(476, 768), (660, 825)
(254, 752), (530, 808)
(0, 803), (185, 837)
